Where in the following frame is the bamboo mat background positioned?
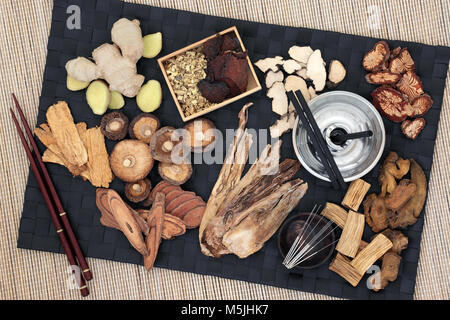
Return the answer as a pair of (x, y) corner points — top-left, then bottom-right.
(0, 0), (448, 300)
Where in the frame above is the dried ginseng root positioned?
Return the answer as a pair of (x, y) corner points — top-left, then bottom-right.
(144, 192), (165, 270)
(362, 41), (390, 71)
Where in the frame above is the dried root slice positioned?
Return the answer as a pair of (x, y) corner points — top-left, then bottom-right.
(67, 75), (90, 91)
(125, 178), (152, 203)
(109, 139), (154, 182)
(137, 210), (186, 240)
(329, 253), (364, 287)
(183, 118), (216, 152)
(284, 75), (310, 101)
(129, 113), (161, 144)
(396, 71), (424, 100)
(388, 159), (426, 228)
(296, 68), (307, 79)
(368, 251), (401, 291)
(254, 56), (283, 72)
(410, 94), (433, 117)
(45, 101), (88, 167)
(288, 46), (313, 64)
(341, 179), (371, 211)
(171, 198), (205, 219)
(336, 210), (365, 258)
(267, 81), (288, 115)
(265, 70), (284, 89)
(282, 59), (302, 74)
(149, 180), (175, 202)
(308, 86), (317, 99)
(86, 80), (111, 115)
(365, 71), (401, 85)
(401, 118), (426, 140)
(144, 192), (165, 270)
(182, 205), (206, 229)
(381, 229), (408, 255)
(166, 191), (197, 212)
(143, 32), (162, 58)
(364, 193), (389, 233)
(150, 126), (187, 163)
(371, 86), (410, 122)
(96, 188), (148, 256)
(388, 48), (415, 74)
(136, 80), (162, 112)
(269, 111), (296, 138)
(108, 91), (125, 109)
(362, 41), (390, 71)
(306, 49), (326, 91)
(327, 60), (346, 85)
(385, 180), (417, 210)
(158, 162), (193, 185)
(100, 111), (129, 140)
(351, 234), (393, 275)
(378, 151), (410, 197)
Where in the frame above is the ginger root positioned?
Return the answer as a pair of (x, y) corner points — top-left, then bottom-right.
(65, 18), (145, 98)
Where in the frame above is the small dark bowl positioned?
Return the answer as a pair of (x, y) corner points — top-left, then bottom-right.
(278, 212), (336, 270)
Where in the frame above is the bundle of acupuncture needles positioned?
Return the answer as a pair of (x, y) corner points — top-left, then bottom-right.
(283, 205), (339, 269)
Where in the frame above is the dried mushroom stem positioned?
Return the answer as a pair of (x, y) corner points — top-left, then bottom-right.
(162, 141), (174, 152)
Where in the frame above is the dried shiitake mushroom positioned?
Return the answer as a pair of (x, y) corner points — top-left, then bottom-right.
(125, 178), (152, 203)
(100, 111), (129, 140)
(158, 162), (193, 185)
(150, 126), (187, 163)
(183, 118), (216, 152)
(110, 139), (154, 182)
(129, 114), (161, 144)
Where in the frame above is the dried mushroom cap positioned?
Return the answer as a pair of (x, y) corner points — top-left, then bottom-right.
(100, 111), (129, 140)
(129, 113), (161, 144)
(401, 118), (426, 140)
(183, 118), (216, 152)
(110, 139), (154, 182)
(150, 126), (187, 163)
(362, 41), (390, 71)
(125, 178), (152, 203)
(158, 162), (193, 185)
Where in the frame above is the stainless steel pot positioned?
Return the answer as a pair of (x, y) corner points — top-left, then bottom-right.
(292, 91), (385, 182)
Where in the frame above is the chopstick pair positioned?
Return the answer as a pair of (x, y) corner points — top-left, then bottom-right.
(10, 94), (91, 297)
(287, 90), (347, 190)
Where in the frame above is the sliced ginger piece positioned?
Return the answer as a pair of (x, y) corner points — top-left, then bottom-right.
(143, 32), (163, 58)
(86, 80), (111, 115)
(136, 80), (162, 112)
(67, 75), (90, 91)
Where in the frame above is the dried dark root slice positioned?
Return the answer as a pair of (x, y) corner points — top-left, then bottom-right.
(158, 162), (193, 185)
(100, 111), (129, 140)
(125, 178), (152, 203)
(365, 71), (402, 85)
(371, 86), (409, 122)
(396, 71), (424, 100)
(129, 113), (160, 144)
(401, 118), (426, 140)
(150, 126), (188, 163)
(183, 118), (217, 152)
(410, 94), (433, 117)
(388, 48), (415, 74)
(362, 41), (390, 71)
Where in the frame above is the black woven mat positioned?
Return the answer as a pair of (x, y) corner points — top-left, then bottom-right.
(17, 0), (450, 300)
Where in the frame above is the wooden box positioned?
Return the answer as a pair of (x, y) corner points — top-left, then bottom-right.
(157, 26), (262, 122)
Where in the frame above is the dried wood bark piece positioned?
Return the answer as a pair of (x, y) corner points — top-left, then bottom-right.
(336, 210), (365, 258)
(80, 127), (113, 187)
(96, 188), (148, 256)
(46, 101), (88, 166)
(351, 234), (393, 274)
(329, 253), (364, 287)
(320, 202), (348, 228)
(144, 192), (165, 270)
(341, 179), (371, 211)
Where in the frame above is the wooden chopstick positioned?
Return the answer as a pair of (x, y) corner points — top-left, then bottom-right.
(12, 94), (92, 281)
(287, 90), (346, 190)
(10, 108), (89, 297)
